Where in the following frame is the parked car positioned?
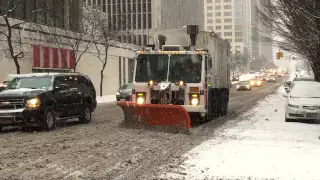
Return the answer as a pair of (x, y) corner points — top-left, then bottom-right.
(231, 76), (239, 82)
(236, 81), (251, 91)
(0, 73), (97, 131)
(116, 83), (132, 101)
(284, 81), (320, 122)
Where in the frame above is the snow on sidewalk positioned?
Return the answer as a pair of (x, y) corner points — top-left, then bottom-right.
(157, 86), (320, 180)
(96, 95), (116, 104)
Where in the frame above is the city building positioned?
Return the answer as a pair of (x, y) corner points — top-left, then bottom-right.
(205, 0), (249, 70)
(0, 0), (136, 95)
(84, 0), (204, 46)
(204, 0), (272, 71)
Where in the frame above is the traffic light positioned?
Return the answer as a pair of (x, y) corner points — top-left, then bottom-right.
(276, 52), (280, 59)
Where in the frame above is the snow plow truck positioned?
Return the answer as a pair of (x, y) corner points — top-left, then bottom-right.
(117, 25), (231, 129)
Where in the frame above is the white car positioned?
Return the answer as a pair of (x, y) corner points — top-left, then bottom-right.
(284, 81), (320, 122)
(266, 75), (276, 82)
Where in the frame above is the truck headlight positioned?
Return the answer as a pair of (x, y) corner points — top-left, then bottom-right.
(137, 97), (145, 104)
(191, 98), (199, 105)
(26, 98), (41, 108)
(246, 85), (250, 88)
(236, 85), (240, 89)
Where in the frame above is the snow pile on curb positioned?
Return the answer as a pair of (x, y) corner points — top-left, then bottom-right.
(96, 95), (116, 104)
(157, 86), (320, 180)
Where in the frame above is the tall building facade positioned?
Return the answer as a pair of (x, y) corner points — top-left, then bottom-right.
(84, 0), (204, 46)
(205, 0), (249, 68)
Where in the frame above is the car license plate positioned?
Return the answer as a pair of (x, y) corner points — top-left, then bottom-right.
(305, 113), (319, 119)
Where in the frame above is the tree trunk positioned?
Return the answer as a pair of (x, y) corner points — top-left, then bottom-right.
(310, 55), (320, 82)
(100, 70), (104, 97)
(13, 57), (21, 74)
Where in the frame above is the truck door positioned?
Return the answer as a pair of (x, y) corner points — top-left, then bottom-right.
(205, 56), (213, 105)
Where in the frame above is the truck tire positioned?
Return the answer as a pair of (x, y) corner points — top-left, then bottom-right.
(42, 107), (56, 131)
(79, 103), (92, 124)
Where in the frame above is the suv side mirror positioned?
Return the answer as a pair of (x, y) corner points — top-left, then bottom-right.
(55, 84), (68, 91)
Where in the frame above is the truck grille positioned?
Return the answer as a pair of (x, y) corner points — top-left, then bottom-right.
(0, 99), (25, 110)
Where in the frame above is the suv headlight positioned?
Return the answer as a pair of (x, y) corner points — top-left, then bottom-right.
(26, 98), (41, 109)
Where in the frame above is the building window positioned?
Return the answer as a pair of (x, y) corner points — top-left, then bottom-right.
(224, 18), (232, 23)
(207, 6), (213, 10)
(224, 5), (232, 9)
(235, 32), (243, 37)
(207, 12), (213, 17)
(207, 0), (213, 3)
(215, 12), (221, 16)
(216, 0), (221, 3)
(224, 32), (232, 36)
(224, 25), (232, 29)
(235, 38), (243, 42)
(207, 26), (214, 31)
(207, 19), (213, 24)
(224, 0), (231, 2)
(216, 26), (221, 30)
(215, 5), (221, 10)
(215, 19), (221, 23)
(226, 39), (232, 42)
(224, 12), (232, 16)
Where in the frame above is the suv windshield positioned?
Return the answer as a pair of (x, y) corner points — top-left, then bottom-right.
(135, 54), (169, 82)
(6, 76), (53, 90)
(168, 54), (202, 83)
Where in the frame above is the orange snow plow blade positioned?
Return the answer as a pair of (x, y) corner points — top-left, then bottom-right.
(117, 102), (191, 129)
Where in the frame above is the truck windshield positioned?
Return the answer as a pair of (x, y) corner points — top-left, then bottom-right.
(6, 77), (54, 90)
(135, 54), (169, 82)
(168, 54), (202, 83)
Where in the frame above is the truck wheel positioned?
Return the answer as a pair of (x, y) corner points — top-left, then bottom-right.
(42, 107), (56, 131)
(79, 104), (92, 124)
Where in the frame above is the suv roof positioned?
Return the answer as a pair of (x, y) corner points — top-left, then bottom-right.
(10, 72), (88, 78)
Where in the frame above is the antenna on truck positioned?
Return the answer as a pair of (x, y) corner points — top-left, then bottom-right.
(187, 25), (199, 51)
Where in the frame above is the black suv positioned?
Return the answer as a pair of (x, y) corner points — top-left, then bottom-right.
(0, 73), (97, 131)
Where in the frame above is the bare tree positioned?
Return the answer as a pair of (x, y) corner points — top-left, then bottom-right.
(88, 8), (123, 96)
(0, 0), (30, 74)
(258, 0), (320, 80)
(47, 4), (95, 72)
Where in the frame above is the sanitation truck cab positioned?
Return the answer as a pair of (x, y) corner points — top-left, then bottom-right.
(131, 49), (210, 117)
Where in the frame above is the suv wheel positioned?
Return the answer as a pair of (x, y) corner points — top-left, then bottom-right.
(79, 104), (92, 124)
(43, 107), (56, 131)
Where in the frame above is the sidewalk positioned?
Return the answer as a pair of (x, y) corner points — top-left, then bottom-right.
(96, 95), (116, 104)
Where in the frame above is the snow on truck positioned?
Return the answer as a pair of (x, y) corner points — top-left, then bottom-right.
(117, 25), (231, 129)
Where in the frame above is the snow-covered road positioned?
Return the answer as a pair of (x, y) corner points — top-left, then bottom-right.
(155, 86), (320, 180)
